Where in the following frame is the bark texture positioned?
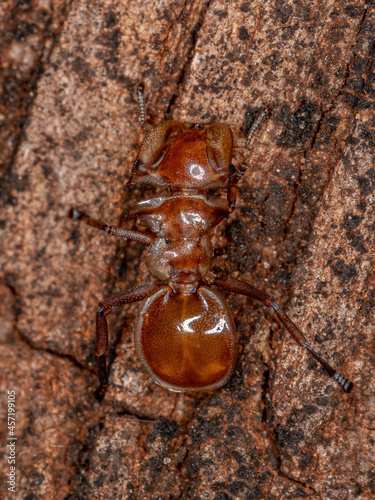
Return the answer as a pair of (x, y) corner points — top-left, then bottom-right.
(0, 0), (374, 499)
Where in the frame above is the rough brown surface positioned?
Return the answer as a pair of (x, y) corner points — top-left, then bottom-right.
(0, 0), (374, 499)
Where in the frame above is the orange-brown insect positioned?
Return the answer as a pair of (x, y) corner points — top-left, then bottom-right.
(71, 85), (353, 394)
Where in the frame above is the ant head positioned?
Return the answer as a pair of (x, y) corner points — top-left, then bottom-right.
(127, 121), (233, 189)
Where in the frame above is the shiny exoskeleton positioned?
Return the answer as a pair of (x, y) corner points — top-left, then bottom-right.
(71, 86), (353, 394)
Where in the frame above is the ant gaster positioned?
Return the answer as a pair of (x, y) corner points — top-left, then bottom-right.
(70, 84), (353, 394)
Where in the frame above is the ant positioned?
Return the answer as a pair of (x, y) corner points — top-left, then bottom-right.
(70, 84), (353, 395)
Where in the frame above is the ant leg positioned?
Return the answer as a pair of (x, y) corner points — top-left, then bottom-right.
(228, 163), (249, 211)
(69, 208), (156, 246)
(231, 163), (249, 186)
(213, 276), (353, 393)
(96, 282), (162, 389)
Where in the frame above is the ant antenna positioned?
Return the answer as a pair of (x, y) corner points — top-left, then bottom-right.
(245, 105), (273, 148)
(137, 82), (146, 126)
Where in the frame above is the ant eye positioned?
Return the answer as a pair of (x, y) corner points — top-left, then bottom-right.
(193, 123), (202, 129)
(134, 159), (144, 170)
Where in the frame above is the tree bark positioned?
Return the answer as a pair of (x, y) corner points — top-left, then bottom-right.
(0, 0), (374, 498)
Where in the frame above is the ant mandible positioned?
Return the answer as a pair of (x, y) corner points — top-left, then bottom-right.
(70, 84), (353, 395)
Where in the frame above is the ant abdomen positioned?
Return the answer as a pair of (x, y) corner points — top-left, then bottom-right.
(135, 286), (237, 392)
